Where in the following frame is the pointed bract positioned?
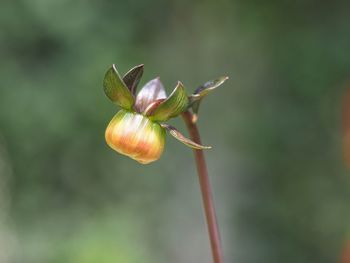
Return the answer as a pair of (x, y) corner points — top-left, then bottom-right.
(193, 76), (228, 97)
(103, 64), (135, 110)
(150, 81), (189, 122)
(190, 76), (228, 117)
(161, 124), (211, 149)
(123, 64), (144, 95)
(135, 78), (167, 113)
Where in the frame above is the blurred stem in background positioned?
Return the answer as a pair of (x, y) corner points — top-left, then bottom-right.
(182, 111), (224, 263)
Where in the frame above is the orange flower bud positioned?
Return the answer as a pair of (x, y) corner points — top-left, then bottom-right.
(105, 109), (165, 164)
(103, 64), (218, 164)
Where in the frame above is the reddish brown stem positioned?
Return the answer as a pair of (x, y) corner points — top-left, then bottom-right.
(182, 111), (224, 263)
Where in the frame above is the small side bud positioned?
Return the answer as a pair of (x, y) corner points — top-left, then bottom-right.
(191, 114), (198, 123)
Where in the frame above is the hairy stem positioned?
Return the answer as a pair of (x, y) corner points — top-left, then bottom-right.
(182, 111), (224, 263)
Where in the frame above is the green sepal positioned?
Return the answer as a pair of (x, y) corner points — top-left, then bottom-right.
(103, 64), (135, 110)
(150, 81), (189, 122)
(189, 76), (228, 117)
(161, 124), (211, 149)
(123, 64), (144, 95)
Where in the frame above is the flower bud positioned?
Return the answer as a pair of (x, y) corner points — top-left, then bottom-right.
(105, 109), (165, 164)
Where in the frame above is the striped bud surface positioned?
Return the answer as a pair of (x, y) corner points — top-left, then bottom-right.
(105, 109), (166, 164)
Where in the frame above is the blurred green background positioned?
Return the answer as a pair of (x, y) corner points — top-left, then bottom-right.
(1, 0), (350, 262)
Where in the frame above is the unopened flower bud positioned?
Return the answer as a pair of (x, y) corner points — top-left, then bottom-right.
(103, 64), (217, 164)
(105, 109), (165, 164)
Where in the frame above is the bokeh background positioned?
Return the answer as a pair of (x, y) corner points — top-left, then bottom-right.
(1, 0), (350, 262)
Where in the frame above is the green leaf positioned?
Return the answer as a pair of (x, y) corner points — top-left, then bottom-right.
(150, 81), (189, 122)
(190, 76), (228, 116)
(161, 124), (211, 149)
(103, 64), (135, 110)
(123, 64), (144, 95)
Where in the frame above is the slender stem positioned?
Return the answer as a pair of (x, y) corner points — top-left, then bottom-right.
(182, 111), (224, 263)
